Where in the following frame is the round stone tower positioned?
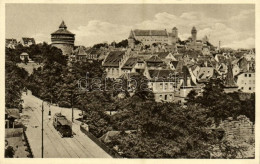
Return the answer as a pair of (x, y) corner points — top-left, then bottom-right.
(51, 21), (75, 56)
(191, 26), (197, 43)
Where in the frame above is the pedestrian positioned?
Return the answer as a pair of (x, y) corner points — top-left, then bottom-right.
(48, 110), (51, 120)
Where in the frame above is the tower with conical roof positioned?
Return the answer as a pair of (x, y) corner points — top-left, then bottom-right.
(191, 26), (197, 43)
(51, 21), (75, 56)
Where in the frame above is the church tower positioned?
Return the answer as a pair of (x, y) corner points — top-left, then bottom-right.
(51, 21), (75, 56)
(191, 26), (197, 43)
(171, 27), (178, 45)
(128, 30), (135, 49)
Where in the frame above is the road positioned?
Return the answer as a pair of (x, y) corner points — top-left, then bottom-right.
(21, 91), (111, 158)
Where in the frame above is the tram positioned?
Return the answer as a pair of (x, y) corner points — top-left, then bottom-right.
(53, 113), (73, 137)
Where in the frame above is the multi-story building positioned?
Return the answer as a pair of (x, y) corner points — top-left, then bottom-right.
(235, 72), (255, 93)
(128, 27), (179, 48)
(147, 69), (177, 102)
(20, 37), (35, 47)
(51, 21), (75, 56)
(6, 38), (17, 49)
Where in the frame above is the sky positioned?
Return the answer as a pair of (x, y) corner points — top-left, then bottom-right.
(6, 4), (255, 49)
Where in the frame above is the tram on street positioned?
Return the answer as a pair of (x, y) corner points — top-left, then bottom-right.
(53, 113), (73, 138)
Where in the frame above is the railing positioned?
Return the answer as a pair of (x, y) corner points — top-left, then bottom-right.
(23, 130), (34, 158)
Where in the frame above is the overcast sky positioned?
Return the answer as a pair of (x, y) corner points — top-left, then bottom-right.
(6, 4), (255, 49)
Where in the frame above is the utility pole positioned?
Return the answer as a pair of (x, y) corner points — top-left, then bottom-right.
(71, 91), (74, 123)
(41, 101), (44, 158)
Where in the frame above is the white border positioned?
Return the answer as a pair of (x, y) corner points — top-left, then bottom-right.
(0, 0), (258, 164)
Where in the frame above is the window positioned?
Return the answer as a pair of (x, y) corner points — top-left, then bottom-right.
(169, 94), (172, 99)
(245, 74), (247, 77)
(170, 83), (173, 89)
(159, 95), (162, 99)
(165, 83), (168, 89)
(249, 74), (251, 77)
(241, 87), (244, 90)
(160, 83), (163, 89)
(165, 95), (167, 100)
(249, 87), (251, 90)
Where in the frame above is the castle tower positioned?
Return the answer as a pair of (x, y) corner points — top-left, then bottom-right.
(51, 21), (75, 56)
(128, 30), (135, 49)
(191, 26), (197, 43)
(171, 27), (178, 45)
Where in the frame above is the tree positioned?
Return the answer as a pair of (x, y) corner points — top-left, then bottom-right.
(187, 78), (255, 125)
(5, 61), (28, 108)
(93, 43), (108, 49)
(5, 146), (15, 158)
(115, 39), (128, 48)
(134, 39), (142, 45)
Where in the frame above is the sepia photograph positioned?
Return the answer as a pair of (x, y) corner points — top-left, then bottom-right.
(2, 1), (258, 162)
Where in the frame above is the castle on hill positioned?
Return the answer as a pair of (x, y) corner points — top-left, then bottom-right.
(128, 26), (210, 52)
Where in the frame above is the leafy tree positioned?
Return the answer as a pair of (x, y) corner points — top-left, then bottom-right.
(93, 43), (108, 49)
(115, 39), (128, 48)
(187, 79), (255, 125)
(5, 61), (28, 108)
(134, 39), (142, 45)
(5, 146), (15, 158)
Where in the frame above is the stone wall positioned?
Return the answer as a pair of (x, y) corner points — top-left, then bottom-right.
(52, 43), (73, 56)
(219, 115), (254, 141)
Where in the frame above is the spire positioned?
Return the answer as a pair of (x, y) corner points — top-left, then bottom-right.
(225, 61), (237, 87)
(128, 30), (135, 39)
(59, 20), (67, 30)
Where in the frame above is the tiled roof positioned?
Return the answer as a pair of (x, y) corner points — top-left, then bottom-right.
(52, 21), (74, 35)
(20, 52), (29, 56)
(133, 29), (168, 36)
(75, 46), (87, 56)
(21, 37), (35, 44)
(122, 57), (138, 69)
(156, 52), (169, 59)
(179, 66), (197, 86)
(148, 69), (176, 79)
(51, 29), (74, 35)
(171, 61), (179, 68)
(173, 54), (183, 60)
(103, 51), (125, 67)
(59, 21), (67, 29)
(146, 55), (163, 63)
(6, 39), (17, 43)
(120, 72), (140, 79)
